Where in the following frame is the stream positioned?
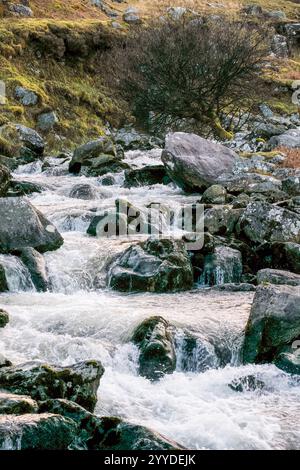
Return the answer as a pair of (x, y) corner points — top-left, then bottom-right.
(0, 149), (300, 450)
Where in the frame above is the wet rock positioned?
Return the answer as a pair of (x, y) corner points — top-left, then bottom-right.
(0, 164), (11, 196)
(275, 346), (300, 375)
(199, 246), (243, 286)
(0, 264), (8, 292)
(0, 197), (63, 254)
(175, 331), (219, 372)
(257, 269), (300, 286)
(0, 360), (104, 412)
(201, 185), (227, 205)
(124, 165), (170, 187)
(0, 392), (38, 415)
(8, 180), (43, 197)
(236, 201), (300, 244)
(69, 137), (124, 176)
(108, 238), (194, 293)
(15, 86), (38, 106)
(242, 285), (300, 364)
(132, 316), (176, 381)
(69, 183), (98, 200)
(0, 354), (12, 369)
(0, 414), (77, 450)
(0, 309), (9, 328)
(162, 132), (237, 192)
(20, 247), (48, 292)
(229, 375), (265, 393)
(211, 283), (256, 292)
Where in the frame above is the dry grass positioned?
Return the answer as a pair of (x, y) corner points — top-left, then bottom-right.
(277, 147), (300, 168)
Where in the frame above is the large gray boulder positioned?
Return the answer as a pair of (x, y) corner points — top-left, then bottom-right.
(242, 285), (300, 364)
(0, 360), (104, 412)
(0, 197), (63, 254)
(161, 132), (237, 192)
(132, 316), (176, 381)
(0, 164), (11, 196)
(0, 414), (77, 450)
(107, 238), (194, 293)
(257, 269), (300, 286)
(237, 201), (300, 244)
(200, 246), (243, 286)
(269, 128), (300, 149)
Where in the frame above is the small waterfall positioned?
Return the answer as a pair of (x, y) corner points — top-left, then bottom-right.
(199, 246), (243, 286)
(0, 255), (35, 292)
(174, 329), (220, 373)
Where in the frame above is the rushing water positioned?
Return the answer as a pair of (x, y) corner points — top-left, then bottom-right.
(1, 150), (300, 450)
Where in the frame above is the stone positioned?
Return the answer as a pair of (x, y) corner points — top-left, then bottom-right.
(7, 3), (33, 17)
(282, 176), (300, 196)
(242, 5), (263, 16)
(269, 129), (300, 149)
(0, 391), (38, 415)
(132, 316), (176, 381)
(114, 127), (162, 151)
(20, 247), (48, 292)
(266, 10), (286, 20)
(69, 183), (98, 200)
(257, 242), (300, 274)
(275, 347), (300, 375)
(236, 201), (300, 244)
(199, 246), (243, 286)
(229, 375), (265, 393)
(123, 8), (141, 25)
(0, 163), (11, 196)
(15, 86), (38, 106)
(8, 180), (43, 197)
(271, 34), (289, 58)
(0, 198), (63, 254)
(242, 285), (300, 364)
(0, 360), (104, 412)
(0, 265), (8, 292)
(0, 414), (77, 450)
(107, 238), (194, 293)
(257, 269), (300, 286)
(204, 206), (242, 236)
(124, 165), (170, 187)
(201, 185), (227, 205)
(0, 309), (9, 328)
(161, 132), (237, 192)
(37, 111), (58, 132)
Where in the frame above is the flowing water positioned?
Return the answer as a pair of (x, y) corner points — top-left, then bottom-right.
(0, 150), (300, 450)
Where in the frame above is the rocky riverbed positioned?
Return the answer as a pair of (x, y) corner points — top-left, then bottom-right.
(0, 122), (300, 450)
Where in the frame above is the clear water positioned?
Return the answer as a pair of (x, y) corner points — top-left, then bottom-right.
(0, 151), (299, 450)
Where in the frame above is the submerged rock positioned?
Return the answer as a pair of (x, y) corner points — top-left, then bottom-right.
(0, 309), (9, 328)
(242, 285), (300, 364)
(108, 238), (194, 293)
(257, 269), (300, 286)
(20, 247), (49, 292)
(0, 198), (63, 254)
(0, 360), (104, 412)
(0, 414), (77, 450)
(132, 316), (176, 381)
(0, 391), (38, 415)
(162, 132), (237, 192)
(229, 375), (266, 393)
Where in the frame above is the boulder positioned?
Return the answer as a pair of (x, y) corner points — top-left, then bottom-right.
(7, 4), (33, 18)
(15, 86), (38, 106)
(229, 375), (265, 393)
(204, 206), (242, 235)
(0, 414), (77, 450)
(123, 8), (141, 25)
(0, 392), (38, 415)
(175, 331), (219, 372)
(69, 137), (127, 176)
(124, 165), (170, 187)
(114, 127), (162, 150)
(275, 347), (300, 375)
(242, 285), (300, 363)
(161, 132), (237, 192)
(8, 180), (43, 197)
(37, 111), (58, 132)
(132, 316), (176, 381)
(0, 164), (11, 196)
(69, 183), (98, 200)
(271, 34), (289, 58)
(0, 124), (45, 158)
(257, 269), (300, 286)
(0, 360), (104, 412)
(20, 247), (49, 292)
(107, 238), (194, 293)
(0, 197), (63, 254)
(199, 246), (243, 286)
(269, 129), (300, 149)
(0, 309), (9, 328)
(282, 176), (300, 197)
(237, 201), (300, 244)
(256, 242), (300, 274)
(201, 185), (227, 205)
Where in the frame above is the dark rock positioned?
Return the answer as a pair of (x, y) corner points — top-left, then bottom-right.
(242, 285), (300, 364)
(201, 185), (227, 205)
(257, 268), (300, 286)
(69, 137), (118, 175)
(282, 176), (300, 197)
(237, 201), (300, 244)
(0, 309), (9, 328)
(0, 265), (8, 292)
(0, 391), (38, 415)
(0, 197), (63, 254)
(269, 129), (300, 149)
(0, 414), (77, 450)
(20, 247), (48, 292)
(108, 238), (194, 293)
(175, 331), (219, 372)
(229, 375), (265, 392)
(162, 132), (237, 192)
(69, 183), (98, 200)
(0, 164), (11, 196)
(124, 165), (170, 187)
(114, 127), (162, 151)
(204, 206), (242, 235)
(275, 346), (300, 375)
(132, 316), (176, 381)
(0, 360), (104, 412)
(199, 246), (243, 286)
(8, 180), (43, 197)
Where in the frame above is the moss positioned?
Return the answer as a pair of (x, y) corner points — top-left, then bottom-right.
(0, 135), (13, 157)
